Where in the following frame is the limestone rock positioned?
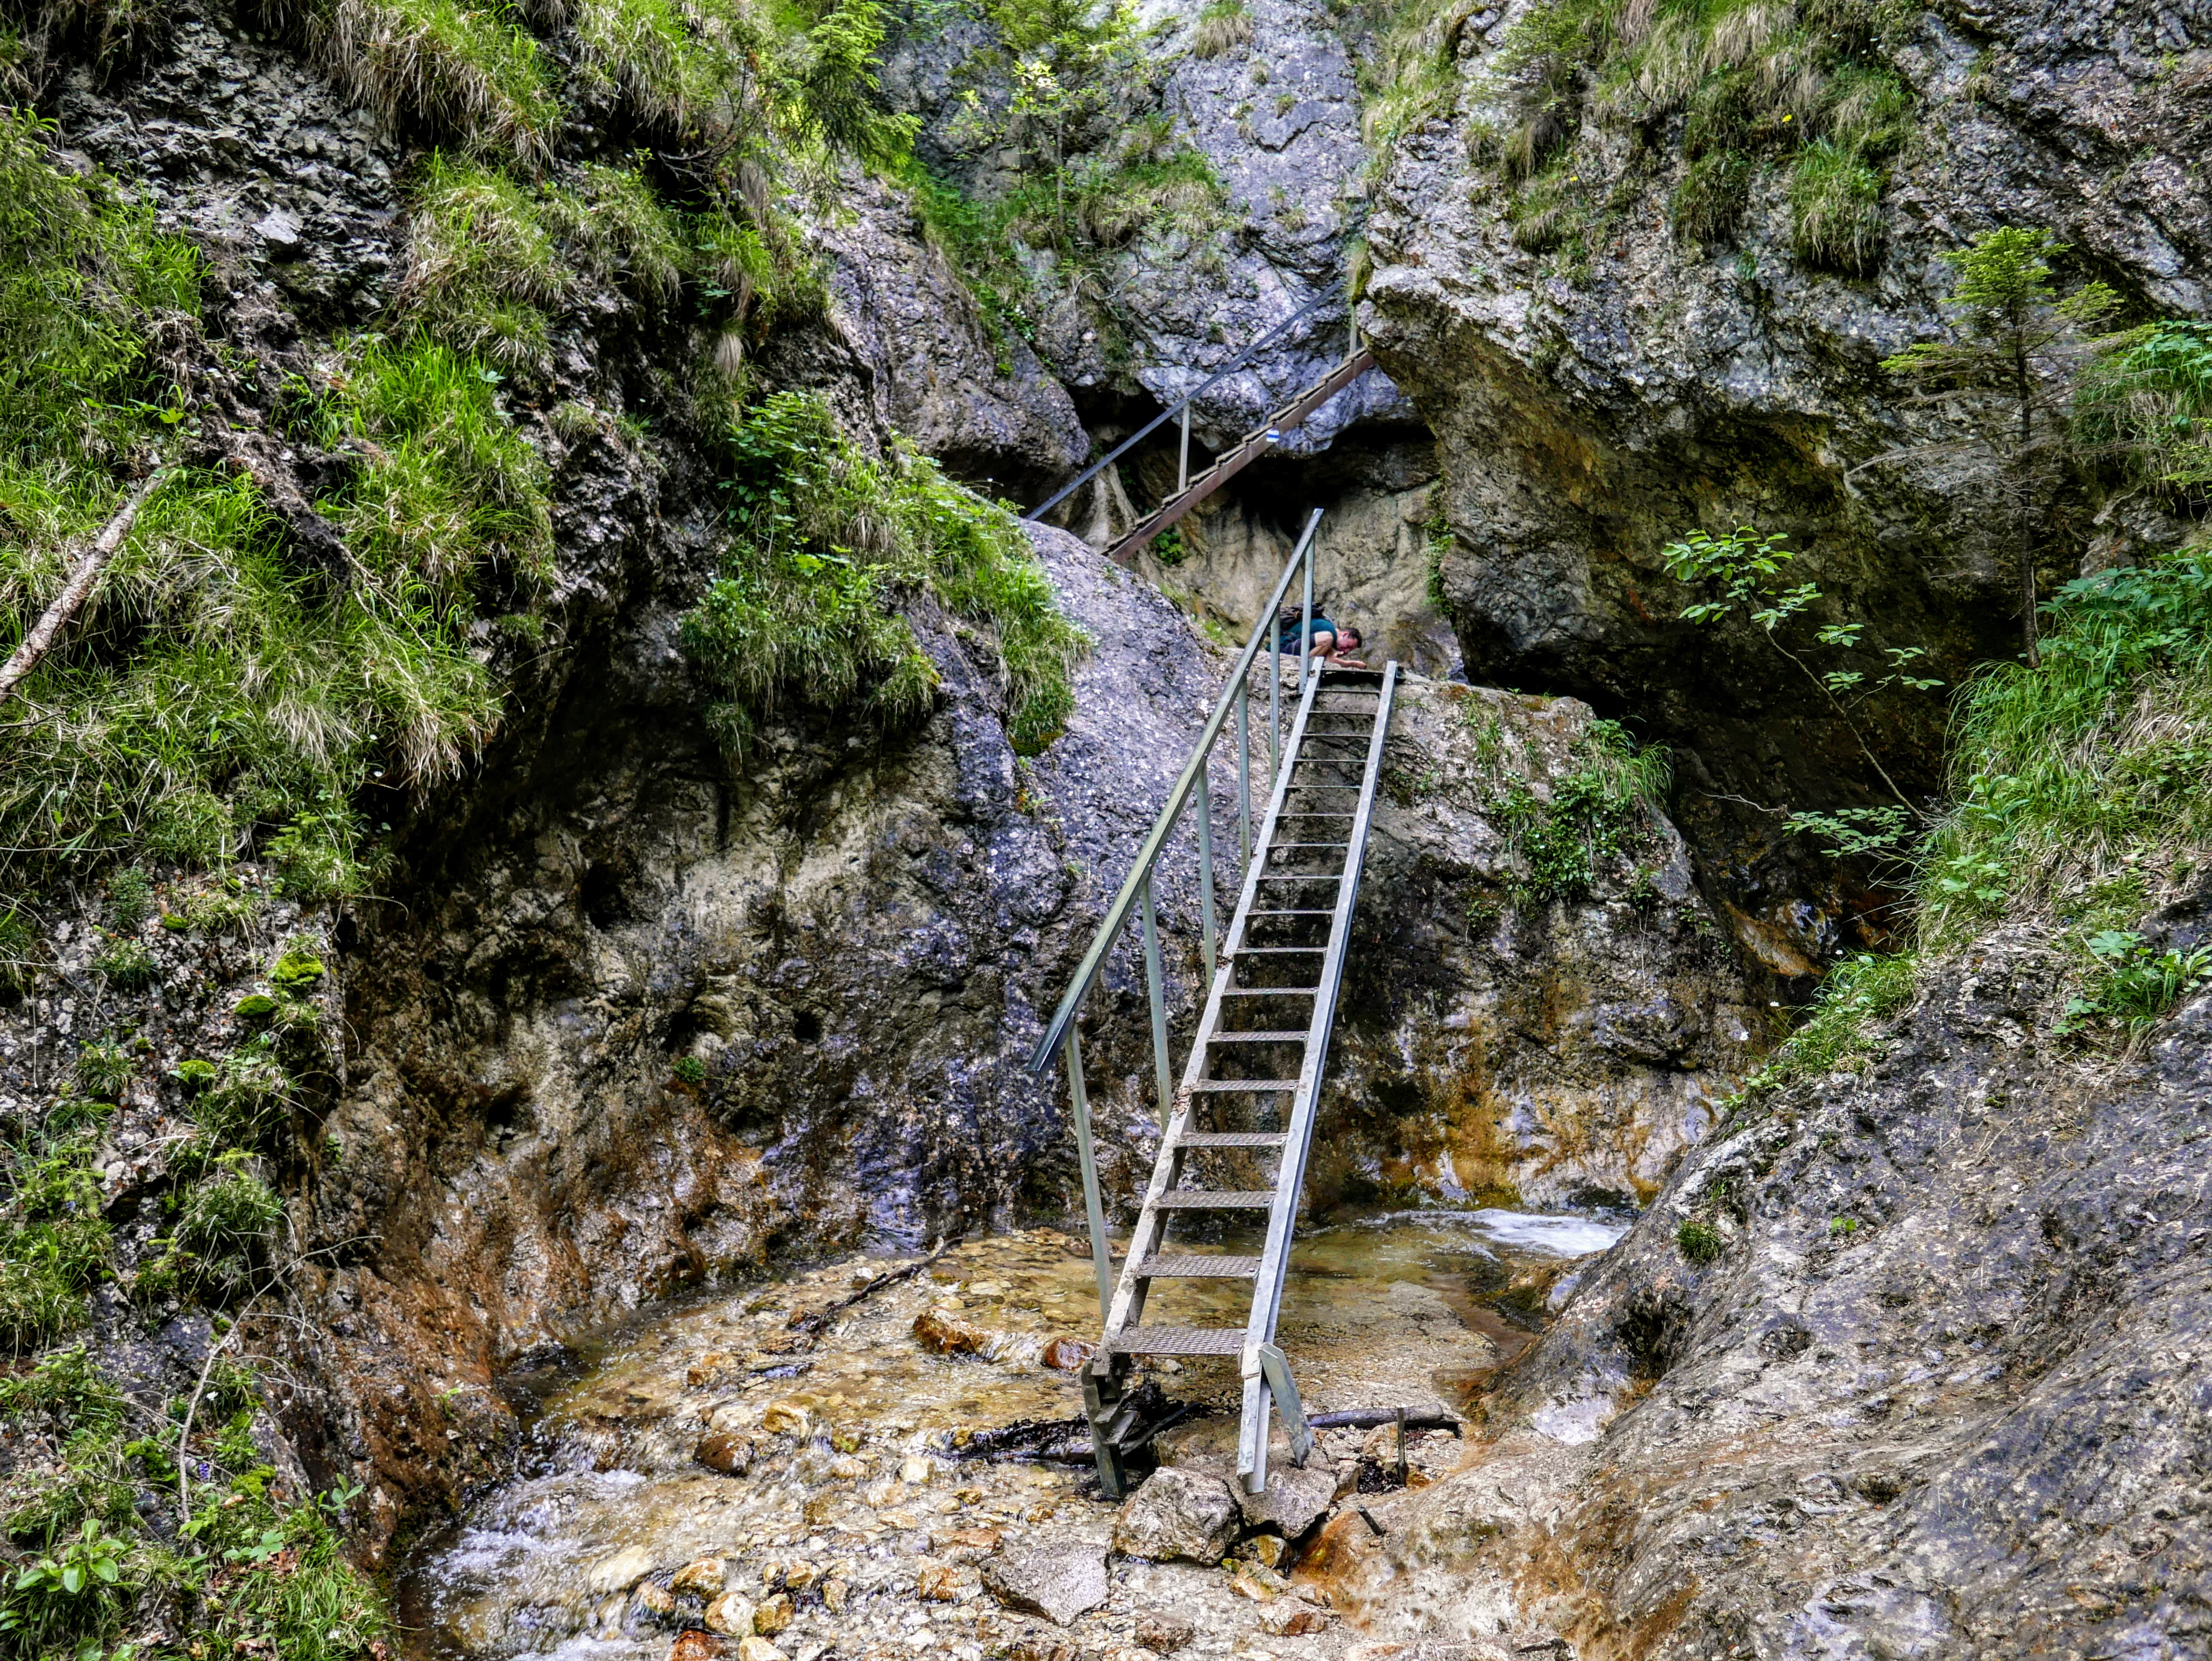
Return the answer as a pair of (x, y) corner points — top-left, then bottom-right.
(668, 1634), (732, 1661)
(586, 1545), (654, 1596)
(1040, 1336), (1095, 1370)
(694, 1434), (752, 1476)
(913, 1307), (991, 1354)
(1112, 1467), (1240, 1564)
(670, 1556), (727, 1597)
(981, 1541), (1111, 1627)
(751, 1592), (793, 1636)
(1235, 1461), (1336, 1539)
(702, 1592), (755, 1636)
(736, 1640), (786, 1661)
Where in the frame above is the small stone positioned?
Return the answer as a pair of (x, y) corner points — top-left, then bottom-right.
(917, 1562), (967, 1601)
(982, 1541), (1111, 1627)
(736, 1640), (787, 1661)
(900, 1456), (933, 1486)
(967, 1281), (1005, 1296)
(1136, 1612), (1195, 1652)
(821, 1577), (849, 1614)
(587, 1545), (655, 1595)
(781, 1561), (820, 1593)
(1113, 1467), (1240, 1564)
(1259, 1602), (1335, 1636)
(671, 1556), (727, 1596)
(633, 1580), (677, 1617)
(704, 1591), (755, 1635)
(1040, 1336), (1096, 1371)
(934, 1524), (1003, 1559)
(753, 1592), (795, 1636)
(827, 1454), (869, 1479)
(761, 1401), (811, 1436)
(696, 1433), (754, 1475)
(669, 1634), (732, 1661)
(914, 1308), (991, 1354)
(252, 208), (302, 256)
(1226, 1558), (1288, 1601)
(1236, 1534), (1286, 1568)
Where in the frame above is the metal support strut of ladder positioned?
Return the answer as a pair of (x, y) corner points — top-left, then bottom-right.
(1026, 509), (1400, 1500)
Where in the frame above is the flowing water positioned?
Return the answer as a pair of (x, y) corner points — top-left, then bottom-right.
(396, 1209), (1627, 1661)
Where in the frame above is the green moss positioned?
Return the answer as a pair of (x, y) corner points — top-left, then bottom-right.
(270, 947), (327, 989)
(233, 993), (281, 1020)
(680, 392), (1089, 759)
(1676, 1218), (1722, 1263)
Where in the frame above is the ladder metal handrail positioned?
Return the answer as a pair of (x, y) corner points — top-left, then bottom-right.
(1025, 508), (1324, 1078)
(1025, 282), (1348, 524)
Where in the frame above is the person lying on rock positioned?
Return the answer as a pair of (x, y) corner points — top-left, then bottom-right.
(1275, 612), (1367, 670)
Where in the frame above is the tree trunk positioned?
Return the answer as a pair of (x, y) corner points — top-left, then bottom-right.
(0, 470), (167, 710)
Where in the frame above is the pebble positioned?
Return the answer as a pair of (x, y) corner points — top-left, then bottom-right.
(704, 1591), (755, 1635)
(755, 1592), (795, 1635)
(672, 1556), (727, 1596)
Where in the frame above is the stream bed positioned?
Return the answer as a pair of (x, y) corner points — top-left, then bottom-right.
(397, 1209), (1626, 1661)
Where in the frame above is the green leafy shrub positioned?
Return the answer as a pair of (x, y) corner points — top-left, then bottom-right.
(73, 1039), (133, 1100)
(681, 392), (1088, 757)
(1501, 718), (1670, 902)
(2061, 931), (2212, 1037)
(2078, 320), (2212, 506)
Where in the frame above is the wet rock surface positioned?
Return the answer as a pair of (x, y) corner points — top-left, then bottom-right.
(396, 1217), (1620, 1658)
(1310, 939), (2212, 1657)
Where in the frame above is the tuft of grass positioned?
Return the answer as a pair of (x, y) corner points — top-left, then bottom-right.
(1739, 950), (1917, 1098)
(1676, 1218), (1722, 1263)
(681, 392), (1089, 758)
(1789, 138), (1883, 272)
(1671, 148), (1752, 244)
(0, 1135), (112, 1354)
(1191, 0), (1251, 57)
(394, 152), (566, 368)
(324, 0), (558, 164)
(1500, 718), (1671, 902)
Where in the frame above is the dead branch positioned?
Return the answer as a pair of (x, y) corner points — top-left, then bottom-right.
(0, 470), (168, 710)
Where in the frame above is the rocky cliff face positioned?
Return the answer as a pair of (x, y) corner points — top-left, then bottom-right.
(1309, 924), (2212, 1659)
(1358, 0), (2212, 963)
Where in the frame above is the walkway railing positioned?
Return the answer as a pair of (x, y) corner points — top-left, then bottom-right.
(1027, 508), (1329, 1318)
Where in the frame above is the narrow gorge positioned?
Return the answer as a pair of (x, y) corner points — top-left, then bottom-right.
(1, 0), (2207, 1657)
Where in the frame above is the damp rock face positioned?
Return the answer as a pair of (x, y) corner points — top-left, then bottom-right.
(1313, 938), (2212, 1658)
(1112, 1467), (1243, 1564)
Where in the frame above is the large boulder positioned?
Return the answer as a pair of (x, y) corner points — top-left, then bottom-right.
(1237, 1461), (1336, 1539)
(1112, 1466), (1242, 1564)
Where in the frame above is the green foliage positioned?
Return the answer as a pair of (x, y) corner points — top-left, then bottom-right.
(2062, 931), (2212, 1036)
(325, 0), (560, 164)
(1500, 718), (1669, 902)
(195, 1048), (294, 1153)
(1676, 1218), (1722, 1263)
(1738, 950), (1918, 1099)
(1151, 525), (1188, 566)
(670, 1054), (708, 1085)
(681, 392), (1088, 757)
(270, 946), (327, 990)
(91, 935), (157, 988)
(172, 1058), (219, 1091)
(0, 907), (34, 997)
(1789, 139), (1882, 272)
(72, 1040), (133, 1101)
(2078, 320), (2212, 505)
(783, 0), (917, 167)
(1483, 0), (1912, 266)
(105, 867), (153, 932)
(1919, 547), (2212, 947)
(0, 1135), (111, 1354)
(1191, 0), (1250, 57)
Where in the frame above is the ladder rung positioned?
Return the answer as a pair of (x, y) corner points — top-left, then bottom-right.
(1255, 873), (1342, 881)
(1229, 947), (1326, 955)
(1175, 1133), (1286, 1149)
(1105, 1326), (1246, 1356)
(1220, 986), (1319, 996)
(1246, 908), (1335, 916)
(1275, 813), (1356, 818)
(1189, 1077), (1300, 1090)
(1135, 1254), (1264, 1277)
(1205, 1030), (1308, 1042)
(1289, 784), (1362, 790)
(1154, 1190), (1275, 1209)
(1270, 843), (1349, 849)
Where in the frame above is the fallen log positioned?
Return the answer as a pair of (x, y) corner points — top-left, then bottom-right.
(0, 470), (168, 709)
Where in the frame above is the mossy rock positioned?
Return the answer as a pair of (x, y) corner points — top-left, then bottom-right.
(172, 1059), (219, 1091)
(233, 993), (281, 1020)
(270, 949), (326, 990)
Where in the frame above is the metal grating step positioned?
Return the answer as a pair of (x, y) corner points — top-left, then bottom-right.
(1105, 1326), (1246, 1356)
(1135, 1254), (1263, 1278)
(1154, 1190), (1275, 1209)
(1188, 1077), (1299, 1090)
(1229, 946), (1326, 955)
(1205, 1030), (1308, 1043)
(1220, 987), (1320, 996)
(1256, 873), (1342, 882)
(1175, 1132), (1287, 1148)
(1246, 908), (1336, 917)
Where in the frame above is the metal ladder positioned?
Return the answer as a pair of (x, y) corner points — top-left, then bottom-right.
(1025, 510), (1400, 1499)
(1086, 663), (1398, 1497)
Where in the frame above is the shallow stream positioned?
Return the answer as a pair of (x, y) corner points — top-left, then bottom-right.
(397, 1209), (1625, 1661)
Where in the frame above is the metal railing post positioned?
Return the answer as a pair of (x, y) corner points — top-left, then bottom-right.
(1269, 631), (1281, 780)
(1178, 402), (1190, 494)
(1062, 1028), (1114, 1322)
(1300, 532), (1315, 692)
(1195, 769), (1216, 985)
(1236, 685), (1252, 874)
(1139, 875), (1173, 1120)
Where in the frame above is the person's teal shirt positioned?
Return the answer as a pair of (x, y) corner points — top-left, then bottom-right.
(1276, 616), (1337, 650)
